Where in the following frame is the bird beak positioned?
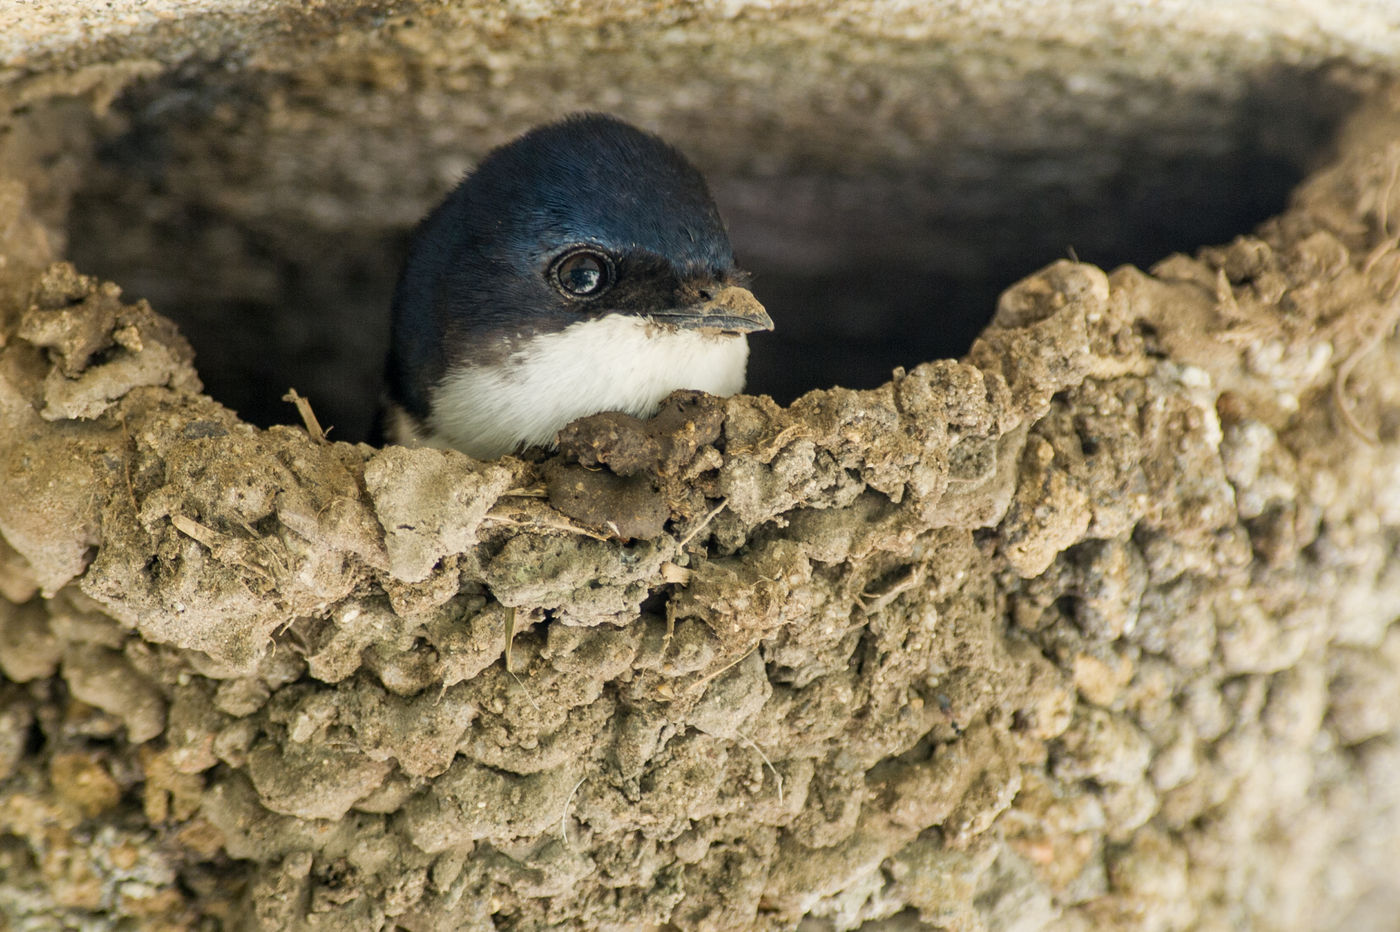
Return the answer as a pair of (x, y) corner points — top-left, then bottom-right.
(650, 285), (774, 334)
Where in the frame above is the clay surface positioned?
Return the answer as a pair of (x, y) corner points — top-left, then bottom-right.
(5, 3), (1400, 930)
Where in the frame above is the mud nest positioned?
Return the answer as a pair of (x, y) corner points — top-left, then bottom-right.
(3, 57), (1400, 932)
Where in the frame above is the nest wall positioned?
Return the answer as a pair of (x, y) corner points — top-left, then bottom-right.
(3, 3), (1400, 930)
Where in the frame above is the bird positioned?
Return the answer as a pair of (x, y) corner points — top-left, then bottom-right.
(380, 113), (773, 460)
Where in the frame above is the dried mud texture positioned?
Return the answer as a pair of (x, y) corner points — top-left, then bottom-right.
(5, 83), (1400, 932)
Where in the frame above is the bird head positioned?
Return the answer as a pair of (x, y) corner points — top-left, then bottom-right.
(385, 113), (771, 458)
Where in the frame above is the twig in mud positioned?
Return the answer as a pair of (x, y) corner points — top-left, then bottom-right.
(678, 497), (728, 549)
(240, 519), (288, 575)
(482, 512), (609, 541)
(283, 388), (328, 443)
(857, 566), (926, 615)
(508, 668), (541, 712)
(736, 731), (783, 805)
(504, 607), (518, 673)
(560, 777), (586, 848)
(503, 607), (541, 711)
(171, 513), (218, 547)
(1377, 145), (1400, 242)
(1332, 331), (1383, 446)
(685, 644), (760, 697)
(171, 514), (275, 581)
(1330, 294), (1400, 446)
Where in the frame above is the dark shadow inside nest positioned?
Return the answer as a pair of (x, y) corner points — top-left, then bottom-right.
(63, 63), (1360, 444)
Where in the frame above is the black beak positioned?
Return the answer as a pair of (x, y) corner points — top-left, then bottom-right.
(648, 285), (774, 334)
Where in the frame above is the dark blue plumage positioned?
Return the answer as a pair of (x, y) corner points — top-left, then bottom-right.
(382, 113), (772, 459)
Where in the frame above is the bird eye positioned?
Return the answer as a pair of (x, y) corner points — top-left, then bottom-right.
(551, 248), (615, 299)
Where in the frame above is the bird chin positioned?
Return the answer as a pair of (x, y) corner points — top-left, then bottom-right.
(380, 401), (424, 446)
(422, 313), (750, 460)
(379, 400), (458, 453)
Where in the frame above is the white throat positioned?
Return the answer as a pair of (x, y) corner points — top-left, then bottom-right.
(420, 314), (750, 459)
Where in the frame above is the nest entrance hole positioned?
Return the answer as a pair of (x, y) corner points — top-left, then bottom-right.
(60, 60), (1358, 442)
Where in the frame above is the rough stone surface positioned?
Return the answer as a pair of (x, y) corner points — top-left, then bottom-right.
(5, 3), (1400, 931)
